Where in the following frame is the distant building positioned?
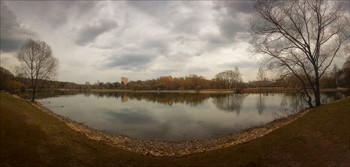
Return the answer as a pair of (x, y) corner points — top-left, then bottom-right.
(160, 75), (172, 81)
(121, 77), (128, 85)
(85, 82), (90, 85)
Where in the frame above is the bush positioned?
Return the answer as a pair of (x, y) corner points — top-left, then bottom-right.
(10, 81), (26, 92)
(0, 67), (14, 90)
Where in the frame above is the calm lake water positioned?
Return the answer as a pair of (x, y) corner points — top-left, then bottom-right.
(30, 91), (347, 141)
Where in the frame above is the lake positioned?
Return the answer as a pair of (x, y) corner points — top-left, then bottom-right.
(30, 91), (347, 141)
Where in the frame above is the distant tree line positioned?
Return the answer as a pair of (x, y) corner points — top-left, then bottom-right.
(1, 58), (349, 92)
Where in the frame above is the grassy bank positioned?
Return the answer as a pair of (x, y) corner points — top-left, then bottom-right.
(1, 92), (349, 166)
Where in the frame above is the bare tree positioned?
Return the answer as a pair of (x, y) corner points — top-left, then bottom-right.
(250, 0), (349, 107)
(215, 67), (242, 89)
(16, 39), (59, 102)
(256, 67), (267, 88)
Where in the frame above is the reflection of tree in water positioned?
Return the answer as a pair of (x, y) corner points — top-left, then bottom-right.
(17, 89), (87, 99)
(212, 94), (247, 114)
(23, 90), (347, 110)
(124, 93), (212, 106)
(320, 92), (349, 104)
(85, 92), (212, 106)
(276, 93), (306, 118)
(279, 92), (348, 117)
(256, 93), (266, 115)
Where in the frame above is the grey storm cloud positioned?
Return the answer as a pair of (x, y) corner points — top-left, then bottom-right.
(214, 1), (253, 38)
(142, 39), (169, 54)
(200, 1), (254, 50)
(341, 1), (350, 12)
(172, 15), (203, 35)
(127, 1), (174, 17)
(0, 2), (37, 52)
(104, 53), (155, 70)
(75, 19), (118, 46)
(117, 1), (249, 58)
(213, 1), (254, 14)
(5, 1), (99, 29)
(218, 17), (246, 39)
(128, 1), (204, 35)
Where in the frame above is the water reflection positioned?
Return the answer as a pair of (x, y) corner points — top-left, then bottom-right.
(280, 93), (305, 112)
(28, 91), (348, 141)
(124, 93), (212, 106)
(212, 94), (247, 114)
(20, 90), (349, 114)
(256, 93), (266, 115)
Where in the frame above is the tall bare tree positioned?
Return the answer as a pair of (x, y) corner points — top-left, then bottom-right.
(256, 67), (267, 88)
(215, 67), (242, 89)
(250, 0), (349, 107)
(16, 39), (59, 102)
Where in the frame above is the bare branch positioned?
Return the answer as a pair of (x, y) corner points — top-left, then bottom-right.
(250, 0), (349, 107)
(16, 38), (59, 101)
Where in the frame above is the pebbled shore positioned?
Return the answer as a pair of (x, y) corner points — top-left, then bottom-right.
(30, 98), (310, 157)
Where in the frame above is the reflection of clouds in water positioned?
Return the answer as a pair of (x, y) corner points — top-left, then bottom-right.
(101, 104), (239, 141)
(104, 108), (155, 124)
(37, 91), (348, 141)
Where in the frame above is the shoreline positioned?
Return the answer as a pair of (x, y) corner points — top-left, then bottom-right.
(26, 94), (313, 157)
(23, 88), (350, 94)
(82, 88), (349, 94)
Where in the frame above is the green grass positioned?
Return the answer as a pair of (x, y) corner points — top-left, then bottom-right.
(1, 92), (349, 166)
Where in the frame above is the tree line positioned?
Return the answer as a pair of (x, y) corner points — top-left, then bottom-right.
(2, 58), (349, 93)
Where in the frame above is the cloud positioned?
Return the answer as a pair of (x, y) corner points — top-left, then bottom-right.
(5, 1), (99, 29)
(213, 1), (254, 14)
(341, 1), (350, 12)
(0, 2), (37, 52)
(206, 1), (254, 47)
(222, 60), (258, 69)
(75, 19), (118, 46)
(142, 39), (169, 54)
(128, 1), (207, 35)
(185, 67), (210, 74)
(103, 53), (155, 71)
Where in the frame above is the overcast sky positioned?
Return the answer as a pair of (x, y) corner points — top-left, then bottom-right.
(1, 1), (349, 84)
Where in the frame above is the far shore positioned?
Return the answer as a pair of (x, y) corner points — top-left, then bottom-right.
(23, 87), (350, 94)
(87, 87), (350, 94)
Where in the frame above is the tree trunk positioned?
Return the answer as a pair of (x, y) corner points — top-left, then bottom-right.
(315, 77), (321, 107)
(32, 87), (36, 102)
(303, 90), (314, 108)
